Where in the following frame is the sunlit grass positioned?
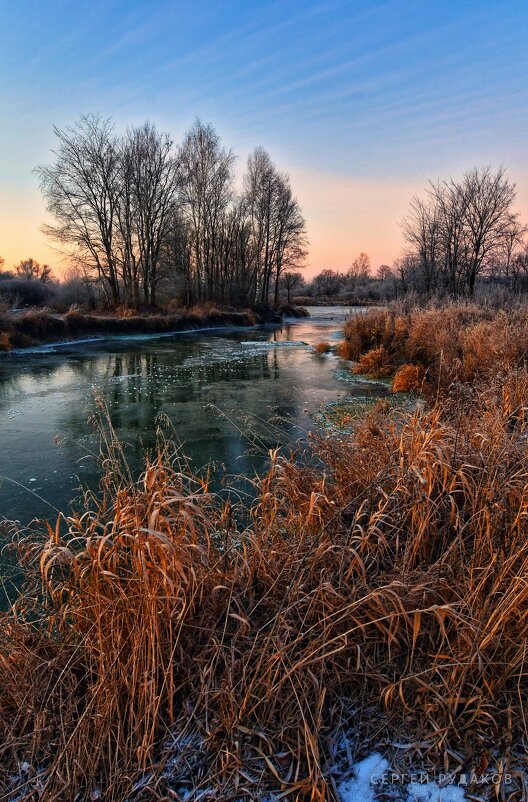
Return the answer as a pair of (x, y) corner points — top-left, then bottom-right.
(0, 357), (527, 798)
(340, 301), (528, 394)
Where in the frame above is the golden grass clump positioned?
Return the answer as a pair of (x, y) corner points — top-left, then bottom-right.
(314, 340), (331, 354)
(1, 368), (527, 799)
(343, 302), (528, 393)
(352, 344), (393, 378)
(341, 308), (390, 358)
(114, 304), (136, 318)
(335, 338), (355, 359)
(391, 363), (426, 393)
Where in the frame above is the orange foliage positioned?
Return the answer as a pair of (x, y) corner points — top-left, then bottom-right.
(352, 345), (393, 378)
(391, 363), (426, 393)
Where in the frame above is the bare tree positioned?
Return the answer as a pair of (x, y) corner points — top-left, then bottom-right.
(179, 119), (235, 302)
(510, 247), (528, 292)
(271, 174), (307, 307)
(36, 115), (307, 309)
(347, 252), (371, 290)
(402, 166), (519, 296)
(461, 166), (517, 295)
(280, 271), (305, 304)
(243, 149), (306, 305)
(15, 258), (54, 282)
(489, 215), (527, 289)
(35, 115), (122, 305)
(376, 264), (393, 281)
(125, 123), (179, 305)
(244, 147), (278, 303)
(402, 196), (441, 295)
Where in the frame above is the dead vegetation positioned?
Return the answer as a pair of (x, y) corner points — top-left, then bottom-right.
(314, 340), (331, 354)
(1, 347), (527, 799)
(341, 302), (528, 393)
(0, 305), (260, 351)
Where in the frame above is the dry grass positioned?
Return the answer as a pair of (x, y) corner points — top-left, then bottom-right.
(342, 302), (528, 394)
(0, 307), (260, 350)
(352, 345), (393, 378)
(1, 364), (527, 799)
(314, 340), (331, 354)
(391, 363), (426, 393)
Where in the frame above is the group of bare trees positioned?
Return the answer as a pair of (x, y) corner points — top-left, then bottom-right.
(401, 166), (527, 296)
(35, 115), (307, 309)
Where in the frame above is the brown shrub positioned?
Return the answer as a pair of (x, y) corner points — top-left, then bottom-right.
(188, 301), (230, 317)
(342, 302), (528, 395)
(114, 304), (136, 319)
(352, 345), (393, 378)
(314, 340), (331, 354)
(162, 298), (183, 314)
(336, 339), (355, 359)
(391, 363), (426, 393)
(342, 308), (390, 357)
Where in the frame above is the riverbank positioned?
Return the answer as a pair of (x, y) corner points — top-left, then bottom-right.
(338, 300), (528, 394)
(0, 305), (304, 352)
(0, 304), (526, 799)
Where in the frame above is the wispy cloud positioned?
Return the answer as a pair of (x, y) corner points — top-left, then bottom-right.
(1, 0), (527, 270)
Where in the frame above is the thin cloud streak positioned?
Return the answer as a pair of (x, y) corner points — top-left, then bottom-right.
(1, 0), (528, 273)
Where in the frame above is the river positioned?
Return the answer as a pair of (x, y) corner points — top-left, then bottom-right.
(0, 307), (388, 529)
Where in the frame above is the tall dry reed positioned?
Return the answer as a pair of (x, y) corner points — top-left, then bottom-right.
(342, 302), (528, 394)
(0, 369), (527, 799)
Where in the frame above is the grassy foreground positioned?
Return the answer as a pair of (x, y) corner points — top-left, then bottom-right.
(0, 305), (527, 800)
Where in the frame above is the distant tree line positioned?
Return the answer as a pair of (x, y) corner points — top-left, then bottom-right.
(34, 115), (307, 309)
(3, 162), (527, 312)
(0, 257), (57, 307)
(297, 253), (392, 304)
(302, 167), (528, 304)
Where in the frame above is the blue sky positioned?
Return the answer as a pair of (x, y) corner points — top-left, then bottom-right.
(1, 0), (527, 272)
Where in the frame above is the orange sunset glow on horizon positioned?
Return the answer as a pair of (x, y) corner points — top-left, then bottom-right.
(3, 165), (528, 279)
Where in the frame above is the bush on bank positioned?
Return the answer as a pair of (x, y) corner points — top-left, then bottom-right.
(341, 302), (528, 394)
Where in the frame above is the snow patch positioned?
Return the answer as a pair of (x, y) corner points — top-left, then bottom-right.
(404, 782), (466, 802)
(337, 753), (469, 802)
(240, 340), (307, 348)
(337, 753), (389, 802)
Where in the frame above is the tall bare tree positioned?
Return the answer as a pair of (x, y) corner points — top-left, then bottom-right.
(179, 119), (234, 302)
(403, 166), (519, 296)
(35, 115), (122, 305)
(125, 123), (179, 305)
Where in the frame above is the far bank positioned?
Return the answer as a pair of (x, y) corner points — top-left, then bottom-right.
(0, 304), (310, 352)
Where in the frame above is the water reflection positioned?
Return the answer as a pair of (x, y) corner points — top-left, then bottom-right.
(0, 309), (387, 526)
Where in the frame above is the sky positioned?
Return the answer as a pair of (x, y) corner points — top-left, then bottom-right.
(1, 0), (528, 277)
